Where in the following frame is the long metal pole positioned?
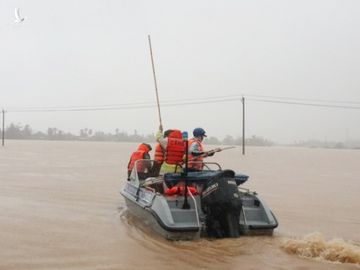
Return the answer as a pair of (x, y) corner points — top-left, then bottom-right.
(182, 135), (190, 209)
(242, 96), (245, 155)
(2, 109), (5, 146)
(148, 35), (163, 128)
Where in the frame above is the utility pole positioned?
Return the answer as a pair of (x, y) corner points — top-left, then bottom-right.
(2, 109), (5, 146)
(242, 96), (245, 155)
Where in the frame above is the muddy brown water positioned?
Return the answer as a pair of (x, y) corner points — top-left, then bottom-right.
(0, 140), (359, 269)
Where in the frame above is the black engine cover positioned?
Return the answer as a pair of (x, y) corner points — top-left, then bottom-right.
(201, 170), (242, 211)
(201, 170), (242, 238)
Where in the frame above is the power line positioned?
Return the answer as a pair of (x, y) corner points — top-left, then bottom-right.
(246, 94), (360, 105)
(5, 93), (360, 113)
(8, 97), (241, 113)
(6, 94), (244, 111)
(248, 98), (360, 110)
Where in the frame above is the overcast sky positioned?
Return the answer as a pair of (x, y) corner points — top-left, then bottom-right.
(1, 0), (359, 143)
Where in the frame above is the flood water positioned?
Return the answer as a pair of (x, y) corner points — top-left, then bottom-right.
(0, 140), (359, 269)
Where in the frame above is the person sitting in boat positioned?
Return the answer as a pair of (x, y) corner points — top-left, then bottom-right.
(127, 143), (152, 180)
(155, 126), (185, 174)
(151, 129), (172, 176)
(187, 127), (217, 171)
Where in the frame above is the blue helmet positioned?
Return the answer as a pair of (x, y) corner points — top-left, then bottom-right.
(193, 127), (207, 137)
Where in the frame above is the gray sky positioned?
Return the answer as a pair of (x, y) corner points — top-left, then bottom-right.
(1, 0), (360, 143)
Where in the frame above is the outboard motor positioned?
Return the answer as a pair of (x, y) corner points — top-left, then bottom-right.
(201, 170), (242, 238)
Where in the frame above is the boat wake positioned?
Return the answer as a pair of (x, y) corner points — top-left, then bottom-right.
(118, 210), (282, 265)
(281, 232), (360, 265)
(118, 207), (170, 246)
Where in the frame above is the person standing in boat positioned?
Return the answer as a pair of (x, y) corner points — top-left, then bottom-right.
(187, 127), (216, 171)
(155, 126), (185, 174)
(127, 143), (152, 180)
(152, 129), (172, 176)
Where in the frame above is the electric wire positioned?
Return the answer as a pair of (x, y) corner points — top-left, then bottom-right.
(246, 94), (360, 105)
(247, 98), (360, 110)
(6, 94), (244, 111)
(4, 93), (360, 113)
(8, 97), (242, 113)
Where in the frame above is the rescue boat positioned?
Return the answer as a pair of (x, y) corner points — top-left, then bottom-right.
(120, 160), (278, 240)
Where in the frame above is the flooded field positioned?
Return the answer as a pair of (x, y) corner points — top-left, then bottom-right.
(0, 140), (359, 269)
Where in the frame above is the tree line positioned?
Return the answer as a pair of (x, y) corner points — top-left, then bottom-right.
(0, 123), (273, 146)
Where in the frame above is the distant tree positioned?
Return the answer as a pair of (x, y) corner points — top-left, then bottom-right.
(47, 128), (59, 139)
(145, 133), (156, 143)
(246, 135), (273, 146)
(2, 123), (278, 147)
(6, 123), (22, 139)
(206, 136), (221, 145)
(233, 137), (243, 145)
(92, 131), (106, 141)
(223, 135), (235, 145)
(47, 128), (53, 137)
(80, 128), (89, 138)
(23, 125), (32, 138)
(33, 131), (45, 139)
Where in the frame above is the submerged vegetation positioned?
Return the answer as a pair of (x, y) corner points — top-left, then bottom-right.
(1, 123), (272, 146)
(1, 123), (359, 149)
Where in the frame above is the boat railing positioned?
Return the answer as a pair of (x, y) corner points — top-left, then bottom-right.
(201, 162), (222, 171)
(129, 159), (155, 185)
(240, 205), (248, 227)
(238, 186), (257, 196)
(130, 160), (223, 181)
(238, 186), (251, 193)
(187, 187), (201, 228)
(178, 161), (222, 171)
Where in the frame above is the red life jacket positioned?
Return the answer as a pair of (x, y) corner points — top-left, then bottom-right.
(164, 185), (198, 196)
(165, 130), (185, 165)
(187, 138), (204, 170)
(154, 143), (164, 164)
(127, 144), (151, 172)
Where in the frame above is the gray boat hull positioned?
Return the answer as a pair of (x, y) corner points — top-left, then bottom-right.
(121, 161), (277, 240)
(121, 182), (201, 240)
(120, 181), (278, 240)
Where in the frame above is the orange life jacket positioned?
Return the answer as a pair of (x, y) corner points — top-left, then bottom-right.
(187, 138), (204, 170)
(164, 185), (198, 196)
(127, 143), (151, 172)
(165, 130), (185, 165)
(154, 143), (164, 164)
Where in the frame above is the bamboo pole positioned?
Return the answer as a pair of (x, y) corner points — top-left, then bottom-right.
(148, 35), (163, 129)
